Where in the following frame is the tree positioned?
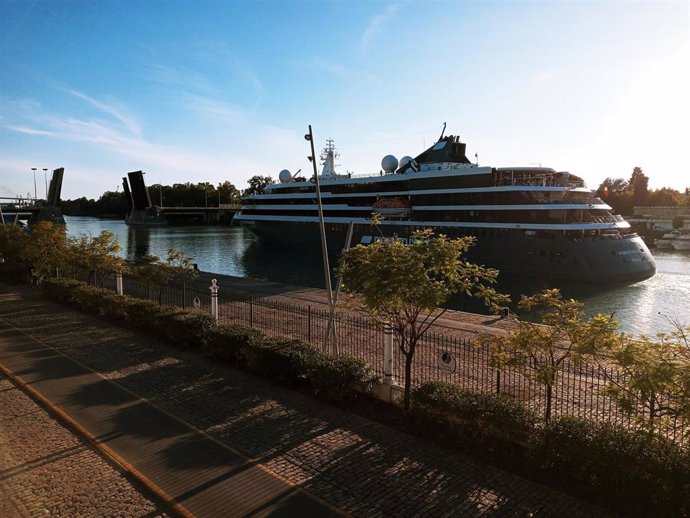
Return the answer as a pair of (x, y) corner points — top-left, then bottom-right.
(646, 187), (683, 207)
(629, 166), (649, 205)
(597, 177), (629, 197)
(21, 221), (69, 281)
(338, 229), (507, 410)
(68, 231), (125, 287)
(592, 323), (690, 432)
(244, 175), (274, 196)
(597, 177), (633, 215)
(0, 224), (29, 264)
(479, 289), (620, 421)
(217, 181), (241, 205)
(134, 249), (198, 304)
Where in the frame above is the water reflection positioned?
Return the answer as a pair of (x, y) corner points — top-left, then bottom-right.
(127, 226), (151, 259)
(64, 216), (690, 336)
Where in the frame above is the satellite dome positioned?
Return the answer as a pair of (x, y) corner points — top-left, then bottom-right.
(278, 169), (292, 183)
(399, 156), (412, 169)
(381, 155), (398, 174)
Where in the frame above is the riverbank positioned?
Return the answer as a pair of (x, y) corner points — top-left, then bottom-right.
(188, 268), (517, 339)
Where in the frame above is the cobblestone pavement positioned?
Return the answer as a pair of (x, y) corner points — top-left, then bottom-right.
(0, 376), (169, 518)
(0, 286), (610, 517)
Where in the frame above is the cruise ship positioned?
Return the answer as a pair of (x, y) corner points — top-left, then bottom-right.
(235, 132), (656, 283)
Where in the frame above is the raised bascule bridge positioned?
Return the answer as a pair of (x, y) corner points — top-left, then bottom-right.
(0, 168), (65, 226)
(122, 170), (239, 225)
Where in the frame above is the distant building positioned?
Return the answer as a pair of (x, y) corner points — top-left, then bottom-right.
(629, 205), (690, 231)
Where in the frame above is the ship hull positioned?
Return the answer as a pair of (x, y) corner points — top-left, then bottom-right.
(239, 220), (656, 284)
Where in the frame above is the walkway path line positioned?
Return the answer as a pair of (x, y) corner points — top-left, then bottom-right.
(0, 320), (342, 518)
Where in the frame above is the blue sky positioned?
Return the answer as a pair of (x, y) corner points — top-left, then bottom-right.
(1, 0), (688, 200)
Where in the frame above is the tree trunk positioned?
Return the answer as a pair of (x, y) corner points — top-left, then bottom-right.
(404, 351), (413, 411)
(545, 383), (553, 422)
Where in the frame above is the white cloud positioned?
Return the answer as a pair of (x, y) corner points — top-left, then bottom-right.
(359, 4), (401, 54)
(65, 90), (142, 136)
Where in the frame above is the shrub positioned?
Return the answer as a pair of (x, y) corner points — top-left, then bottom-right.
(410, 381), (539, 455)
(203, 324), (262, 364)
(41, 278), (374, 403)
(240, 336), (312, 382)
(304, 353), (375, 403)
(534, 416), (690, 516)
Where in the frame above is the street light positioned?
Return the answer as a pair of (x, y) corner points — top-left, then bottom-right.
(30, 168), (37, 201)
(42, 168), (48, 199)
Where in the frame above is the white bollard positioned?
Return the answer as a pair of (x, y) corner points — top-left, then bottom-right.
(116, 272), (123, 295)
(210, 278), (219, 323)
(383, 322), (394, 385)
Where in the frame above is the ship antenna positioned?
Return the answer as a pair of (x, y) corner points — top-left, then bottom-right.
(438, 122), (446, 142)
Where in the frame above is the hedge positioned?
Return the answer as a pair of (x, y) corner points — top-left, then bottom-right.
(534, 416), (690, 517)
(41, 278), (374, 403)
(410, 381), (538, 456)
(410, 380), (690, 517)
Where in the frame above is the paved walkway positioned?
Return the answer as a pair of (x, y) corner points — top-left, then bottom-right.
(0, 372), (169, 517)
(0, 284), (608, 517)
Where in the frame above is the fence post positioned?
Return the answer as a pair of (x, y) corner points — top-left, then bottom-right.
(116, 272), (123, 295)
(209, 278), (219, 323)
(384, 321), (394, 385)
(307, 305), (312, 342)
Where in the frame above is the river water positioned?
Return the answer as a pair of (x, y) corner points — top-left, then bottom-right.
(64, 216), (690, 336)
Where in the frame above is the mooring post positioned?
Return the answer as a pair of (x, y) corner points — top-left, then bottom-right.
(384, 321), (394, 385)
(116, 272), (123, 295)
(210, 278), (219, 323)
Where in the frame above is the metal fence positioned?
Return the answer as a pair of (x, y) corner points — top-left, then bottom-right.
(88, 272), (688, 445)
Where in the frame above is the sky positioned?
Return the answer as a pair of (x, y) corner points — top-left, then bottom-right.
(1, 0), (689, 201)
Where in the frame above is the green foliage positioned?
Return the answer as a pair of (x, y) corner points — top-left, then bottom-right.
(410, 381), (538, 454)
(479, 288), (620, 421)
(534, 416), (690, 516)
(132, 249), (198, 304)
(0, 224), (29, 264)
(594, 324), (690, 431)
(41, 278), (372, 403)
(62, 181), (241, 216)
(203, 325), (263, 364)
(303, 353), (375, 402)
(0, 225), (30, 283)
(22, 221), (69, 280)
(240, 336), (312, 381)
(61, 191), (127, 216)
(68, 231), (125, 286)
(243, 175), (274, 196)
(338, 228), (507, 410)
(597, 169), (685, 215)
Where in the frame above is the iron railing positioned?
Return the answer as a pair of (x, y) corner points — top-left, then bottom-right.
(73, 272), (689, 444)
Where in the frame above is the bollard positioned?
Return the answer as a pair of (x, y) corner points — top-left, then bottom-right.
(210, 278), (219, 323)
(383, 322), (394, 385)
(116, 272), (123, 295)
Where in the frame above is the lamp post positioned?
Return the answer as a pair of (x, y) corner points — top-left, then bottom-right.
(42, 168), (48, 199)
(30, 168), (37, 201)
